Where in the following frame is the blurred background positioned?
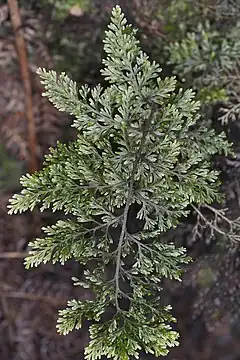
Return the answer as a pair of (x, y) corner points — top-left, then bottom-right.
(0, 0), (240, 359)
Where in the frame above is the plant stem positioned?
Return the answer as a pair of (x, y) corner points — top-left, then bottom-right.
(114, 189), (132, 311)
(114, 105), (157, 309)
(7, 0), (38, 173)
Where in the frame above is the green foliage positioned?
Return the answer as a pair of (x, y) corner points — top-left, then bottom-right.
(164, 4), (240, 122)
(167, 21), (240, 86)
(8, 6), (232, 360)
(162, 0), (204, 38)
(46, 0), (89, 18)
(0, 144), (23, 192)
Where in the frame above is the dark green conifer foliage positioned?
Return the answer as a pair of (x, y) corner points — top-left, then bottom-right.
(8, 6), (232, 360)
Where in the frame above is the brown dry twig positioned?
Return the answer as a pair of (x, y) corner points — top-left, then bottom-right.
(0, 291), (66, 306)
(7, 0), (37, 173)
(0, 252), (28, 259)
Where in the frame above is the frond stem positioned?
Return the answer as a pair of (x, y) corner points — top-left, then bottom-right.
(114, 104), (158, 311)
